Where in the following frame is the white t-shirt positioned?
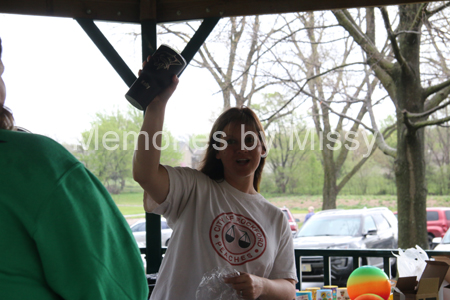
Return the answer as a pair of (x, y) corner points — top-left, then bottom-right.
(148, 166), (297, 300)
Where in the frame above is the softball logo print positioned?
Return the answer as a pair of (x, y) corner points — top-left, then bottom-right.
(209, 212), (266, 265)
(153, 51), (184, 70)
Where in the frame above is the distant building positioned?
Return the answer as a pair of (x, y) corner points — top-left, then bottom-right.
(191, 148), (205, 169)
(177, 141), (205, 169)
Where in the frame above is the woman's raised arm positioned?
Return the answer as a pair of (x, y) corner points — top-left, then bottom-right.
(132, 74), (179, 206)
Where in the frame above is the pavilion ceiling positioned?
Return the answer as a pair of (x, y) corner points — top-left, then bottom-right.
(0, 0), (441, 23)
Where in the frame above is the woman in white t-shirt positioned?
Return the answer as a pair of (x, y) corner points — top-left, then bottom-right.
(133, 71), (297, 300)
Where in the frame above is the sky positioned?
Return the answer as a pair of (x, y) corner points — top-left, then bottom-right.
(0, 12), (396, 146)
(0, 13), (223, 145)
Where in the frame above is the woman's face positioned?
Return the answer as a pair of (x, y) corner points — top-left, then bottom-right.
(0, 58), (5, 105)
(215, 122), (266, 186)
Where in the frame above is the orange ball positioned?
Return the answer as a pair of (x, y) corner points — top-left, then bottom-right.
(354, 294), (386, 300)
(347, 266), (390, 300)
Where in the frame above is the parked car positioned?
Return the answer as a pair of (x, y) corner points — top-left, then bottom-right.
(426, 207), (450, 246)
(432, 227), (450, 251)
(130, 217), (173, 247)
(395, 207), (450, 248)
(281, 207), (299, 235)
(293, 207), (398, 286)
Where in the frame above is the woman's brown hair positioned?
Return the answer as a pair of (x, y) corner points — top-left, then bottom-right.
(199, 106), (266, 192)
(0, 37), (15, 130)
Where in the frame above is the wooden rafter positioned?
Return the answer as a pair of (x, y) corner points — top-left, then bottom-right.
(0, 0), (442, 23)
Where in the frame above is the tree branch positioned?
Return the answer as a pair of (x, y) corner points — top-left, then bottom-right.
(423, 78), (450, 100)
(365, 71), (397, 158)
(260, 62), (366, 122)
(409, 3), (428, 32)
(333, 9), (395, 75)
(423, 18), (450, 76)
(394, 30), (421, 37)
(222, 16), (322, 94)
(319, 100), (374, 133)
(263, 109), (297, 131)
(196, 47), (225, 84)
(426, 1), (450, 17)
(379, 6), (412, 76)
(425, 85), (450, 114)
(407, 99), (450, 119)
(409, 115), (450, 130)
(337, 123), (396, 192)
(236, 17), (260, 104)
(335, 101), (368, 172)
(335, 75), (379, 171)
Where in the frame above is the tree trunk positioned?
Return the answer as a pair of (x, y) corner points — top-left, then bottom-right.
(394, 4), (428, 249)
(332, 4), (438, 248)
(322, 146), (338, 209)
(222, 88), (231, 110)
(396, 124), (428, 248)
(275, 169), (287, 193)
(321, 101), (338, 210)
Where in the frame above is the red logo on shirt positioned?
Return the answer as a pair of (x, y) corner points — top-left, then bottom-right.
(209, 212), (266, 265)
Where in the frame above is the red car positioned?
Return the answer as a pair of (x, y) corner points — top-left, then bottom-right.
(395, 207), (450, 247)
(427, 207), (450, 243)
(280, 207), (299, 236)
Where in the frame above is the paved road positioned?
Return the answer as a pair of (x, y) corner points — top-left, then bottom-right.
(294, 213), (306, 223)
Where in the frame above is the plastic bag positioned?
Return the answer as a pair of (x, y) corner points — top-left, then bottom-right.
(393, 245), (429, 280)
(196, 266), (241, 300)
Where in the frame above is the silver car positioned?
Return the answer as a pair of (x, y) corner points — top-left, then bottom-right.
(293, 207), (398, 286)
(130, 217), (172, 247)
(433, 228), (450, 250)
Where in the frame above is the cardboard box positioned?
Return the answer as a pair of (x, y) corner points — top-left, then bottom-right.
(393, 260), (449, 300)
(433, 256), (450, 283)
(432, 256), (450, 300)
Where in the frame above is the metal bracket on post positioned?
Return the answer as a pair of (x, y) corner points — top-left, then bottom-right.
(180, 17), (221, 75)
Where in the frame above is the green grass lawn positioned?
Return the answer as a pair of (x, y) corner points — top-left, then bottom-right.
(117, 206), (146, 217)
(110, 192), (146, 217)
(111, 192), (450, 217)
(111, 192), (144, 205)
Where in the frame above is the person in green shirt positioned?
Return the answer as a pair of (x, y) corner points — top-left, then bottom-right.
(0, 37), (148, 300)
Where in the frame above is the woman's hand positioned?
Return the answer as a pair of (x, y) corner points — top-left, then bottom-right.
(224, 272), (296, 300)
(155, 74), (178, 105)
(139, 56), (179, 107)
(224, 272), (264, 299)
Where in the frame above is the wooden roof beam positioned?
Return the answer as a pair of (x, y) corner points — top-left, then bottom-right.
(0, 0), (442, 24)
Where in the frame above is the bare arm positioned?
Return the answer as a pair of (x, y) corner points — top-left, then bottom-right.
(132, 71), (179, 207)
(224, 273), (296, 300)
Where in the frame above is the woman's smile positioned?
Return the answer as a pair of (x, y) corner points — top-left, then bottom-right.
(215, 122), (266, 192)
(236, 158), (250, 165)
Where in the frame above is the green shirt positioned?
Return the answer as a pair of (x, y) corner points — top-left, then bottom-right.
(0, 130), (148, 300)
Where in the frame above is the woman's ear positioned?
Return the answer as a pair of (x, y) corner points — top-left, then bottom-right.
(259, 133), (268, 157)
(261, 151), (266, 158)
(261, 145), (268, 158)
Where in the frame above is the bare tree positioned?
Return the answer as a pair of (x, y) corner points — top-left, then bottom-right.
(263, 11), (396, 210)
(254, 92), (309, 193)
(425, 109), (450, 195)
(159, 16), (284, 110)
(332, 2), (450, 248)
